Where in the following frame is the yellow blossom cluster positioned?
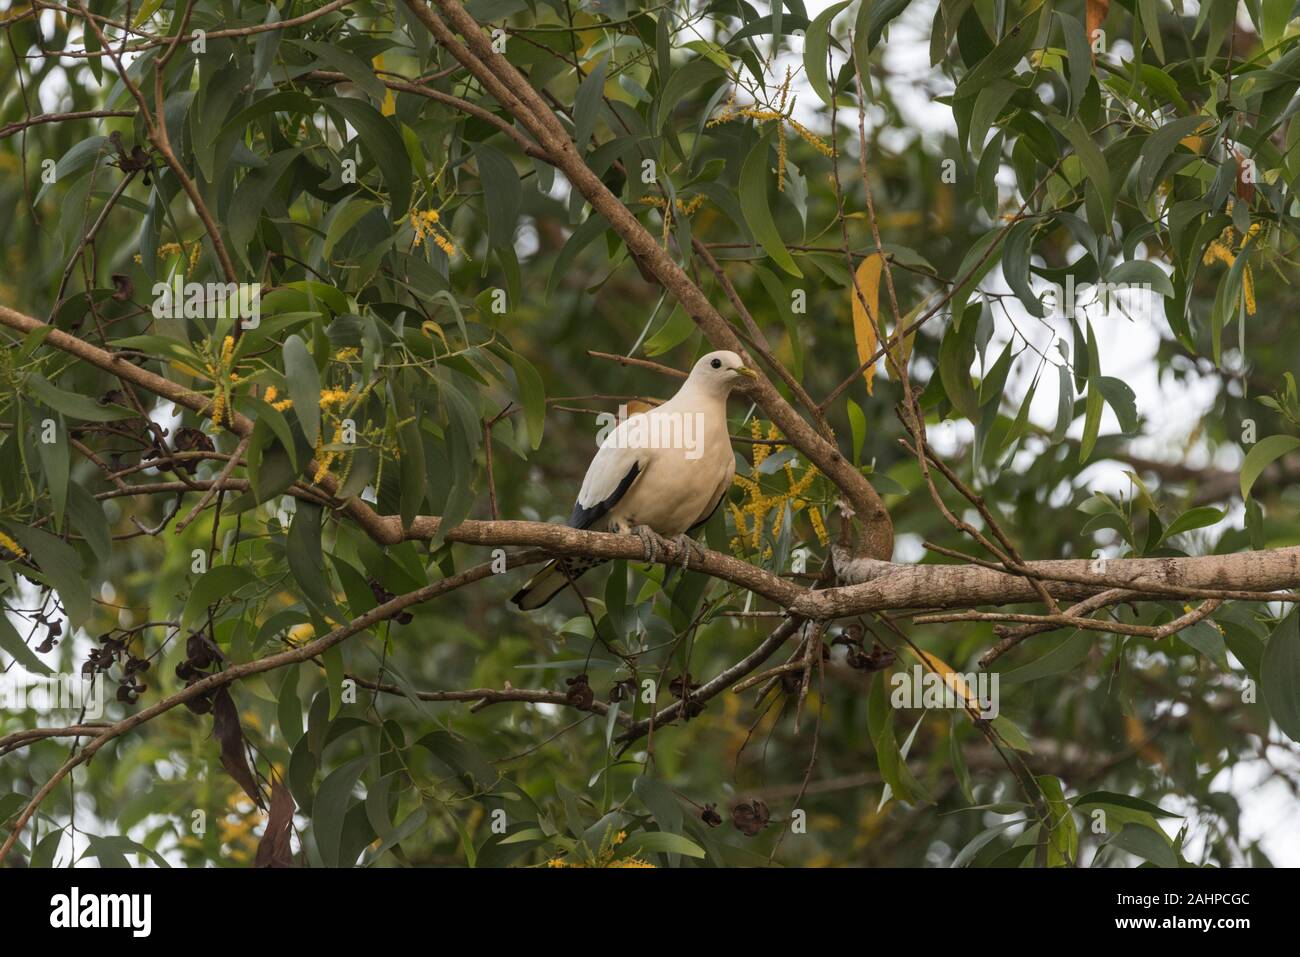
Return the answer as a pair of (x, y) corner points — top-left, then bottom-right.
(1202, 221), (1262, 315)
(0, 530), (26, 559)
(543, 828), (655, 868)
(262, 385), (294, 412)
(708, 70), (834, 192)
(312, 373), (381, 484)
(729, 419), (830, 555)
(638, 193), (709, 246)
(132, 241), (202, 272)
(410, 208), (456, 257)
(638, 193), (708, 216)
(203, 335), (237, 429)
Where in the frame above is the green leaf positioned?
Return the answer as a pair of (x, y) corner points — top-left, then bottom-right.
(323, 98), (413, 218)
(1160, 506), (1225, 542)
(951, 819), (1020, 867)
(182, 565), (256, 631)
(1057, 11), (1092, 115)
(508, 350), (546, 450)
(1074, 791), (1182, 819)
(954, 7), (1043, 99)
(1002, 218), (1044, 316)
(1137, 0), (1165, 62)
(1096, 376), (1138, 434)
(228, 148), (301, 266)
(1051, 354), (1074, 446)
(288, 502), (336, 614)
(652, 59), (722, 132)
(939, 315), (980, 421)
(1106, 822), (1179, 867)
(314, 755), (371, 867)
(1241, 434), (1300, 499)
(1053, 116), (1113, 224)
(864, 0), (913, 51)
(1107, 259), (1175, 298)
(573, 53), (609, 150)
(1262, 610), (1300, 743)
(25, 374), (137, 422)
(294, 40), (387, 104)
(1138, 115), (1211, 199)
(619, 830), (707, 859)
(847, 398), (867, 466)
(3, 524), (90, 626)
(282, 334), (321, 447)
(804, 0), (853, 108)
(1079, 378), (1103, 462)
(34, 412), (68, 532)
(473, 143), (522, 252)
(999, 630), (1091, 685)
(739, 132), (801, 277)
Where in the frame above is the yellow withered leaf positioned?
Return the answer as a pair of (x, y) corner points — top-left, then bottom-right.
(850, 252), (915, 394)
(850, 253), (883, 394)
(915, 650), (982, 713)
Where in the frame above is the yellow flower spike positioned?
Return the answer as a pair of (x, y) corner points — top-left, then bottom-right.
(751, 418), (769, 468)
(789, 118), (834, 158)
(1244, 265), (1257, 315)
(809, 505), (830, 546)
(728, 501), (747, 534)
(776, 132), (787, 192)
(210, 389), (226, 430)
(0, 530), (26, 559)
(264, 385), (278, 404)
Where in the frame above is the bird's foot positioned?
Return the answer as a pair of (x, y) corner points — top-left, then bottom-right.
(631, 524), (669, 564)
(671, 534), (707, 571)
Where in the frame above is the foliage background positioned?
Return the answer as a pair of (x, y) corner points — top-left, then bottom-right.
(1, 0), (1299, 867)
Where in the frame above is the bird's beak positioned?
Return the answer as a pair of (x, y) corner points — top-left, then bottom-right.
(736, 366), (758, 379)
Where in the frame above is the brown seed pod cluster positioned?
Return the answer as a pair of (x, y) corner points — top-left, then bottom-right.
(731, 799), (770, 836)
(367, 578), (413, 625)
(175, 631), (224, 714)
(607, 677), (636, 703)
(833, 623), (896, 672)
(170, 426), (216, 476)
(83, 631), (152, 704)
(564, 673), (594, 710)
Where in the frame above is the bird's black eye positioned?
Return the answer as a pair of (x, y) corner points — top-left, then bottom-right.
(711, 358), (722, 369)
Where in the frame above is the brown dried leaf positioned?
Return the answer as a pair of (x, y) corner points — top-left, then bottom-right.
(211, 686), (264, 808)
(255, 778), (296, 868)
(1086, 0), (1110, 59)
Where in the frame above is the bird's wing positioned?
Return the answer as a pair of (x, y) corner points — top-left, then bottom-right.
(568, 435), (647, 530)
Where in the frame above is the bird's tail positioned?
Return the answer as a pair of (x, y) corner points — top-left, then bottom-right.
(511, 556), (606, 610)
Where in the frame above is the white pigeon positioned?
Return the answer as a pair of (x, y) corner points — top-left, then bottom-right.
(512, 350), (755, 610)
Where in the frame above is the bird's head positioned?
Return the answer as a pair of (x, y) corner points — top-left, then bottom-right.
(688, 350), (757, 393)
